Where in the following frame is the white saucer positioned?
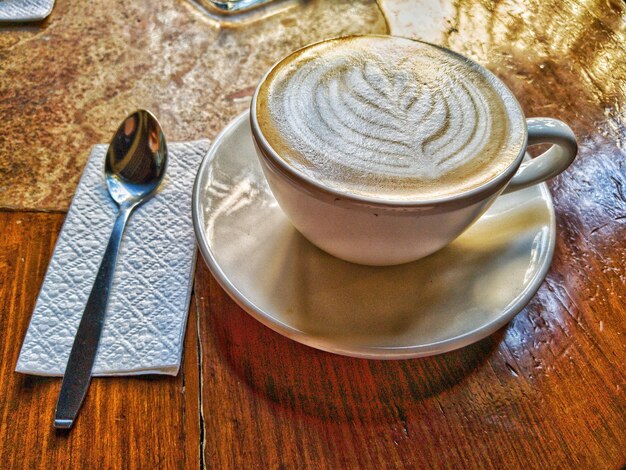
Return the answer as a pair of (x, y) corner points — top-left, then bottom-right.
(192, 112), (556, 360)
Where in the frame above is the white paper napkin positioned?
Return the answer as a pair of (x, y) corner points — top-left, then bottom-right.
(0, 0), (55, 22)
(16, 140), (210, 376)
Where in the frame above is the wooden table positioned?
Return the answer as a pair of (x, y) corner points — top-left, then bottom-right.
(1, 0), (624, 468)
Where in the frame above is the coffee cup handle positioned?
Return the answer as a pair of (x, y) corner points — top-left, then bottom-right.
(503, 118), (577, 194)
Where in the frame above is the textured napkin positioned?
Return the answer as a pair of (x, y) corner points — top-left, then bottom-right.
(16, 140), (210, 376)
(0, 0), (55, 22)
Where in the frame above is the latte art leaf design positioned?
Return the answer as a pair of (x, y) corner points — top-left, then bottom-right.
(280, 55), (495, 178)
(258, 37), (523, 200)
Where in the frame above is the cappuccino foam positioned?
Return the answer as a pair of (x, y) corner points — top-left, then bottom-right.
(256, 36), (525, 200)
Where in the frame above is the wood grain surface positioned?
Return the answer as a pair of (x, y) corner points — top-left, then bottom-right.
(0, 211), (201, 469)
(0, 0), (624, 469)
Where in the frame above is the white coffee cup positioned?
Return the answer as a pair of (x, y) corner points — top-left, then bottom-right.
(250, 36), (577, 266)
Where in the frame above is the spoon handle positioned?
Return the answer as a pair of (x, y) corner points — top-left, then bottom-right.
(54, 204), (133, 429)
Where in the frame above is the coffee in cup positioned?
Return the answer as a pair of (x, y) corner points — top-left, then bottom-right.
(255, 35), (526, 200)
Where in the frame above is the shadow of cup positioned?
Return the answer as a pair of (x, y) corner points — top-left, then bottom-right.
(206, 268), (504, 424)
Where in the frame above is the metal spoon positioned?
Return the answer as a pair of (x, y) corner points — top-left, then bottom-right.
(54, 110), (167, 429)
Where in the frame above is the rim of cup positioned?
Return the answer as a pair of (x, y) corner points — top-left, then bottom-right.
(250, 34), (529, 209)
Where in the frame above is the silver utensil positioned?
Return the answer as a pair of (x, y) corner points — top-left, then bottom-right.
(54, 109), (168, 429)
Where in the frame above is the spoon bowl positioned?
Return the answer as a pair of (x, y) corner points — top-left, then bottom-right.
(105, 110), (168, 206)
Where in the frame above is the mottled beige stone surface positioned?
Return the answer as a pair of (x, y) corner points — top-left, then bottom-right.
(0, 0), (387, 210)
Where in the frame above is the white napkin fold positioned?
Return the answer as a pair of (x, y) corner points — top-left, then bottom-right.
(0, 0), (55, 22)
(16, 140), (210, 376)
